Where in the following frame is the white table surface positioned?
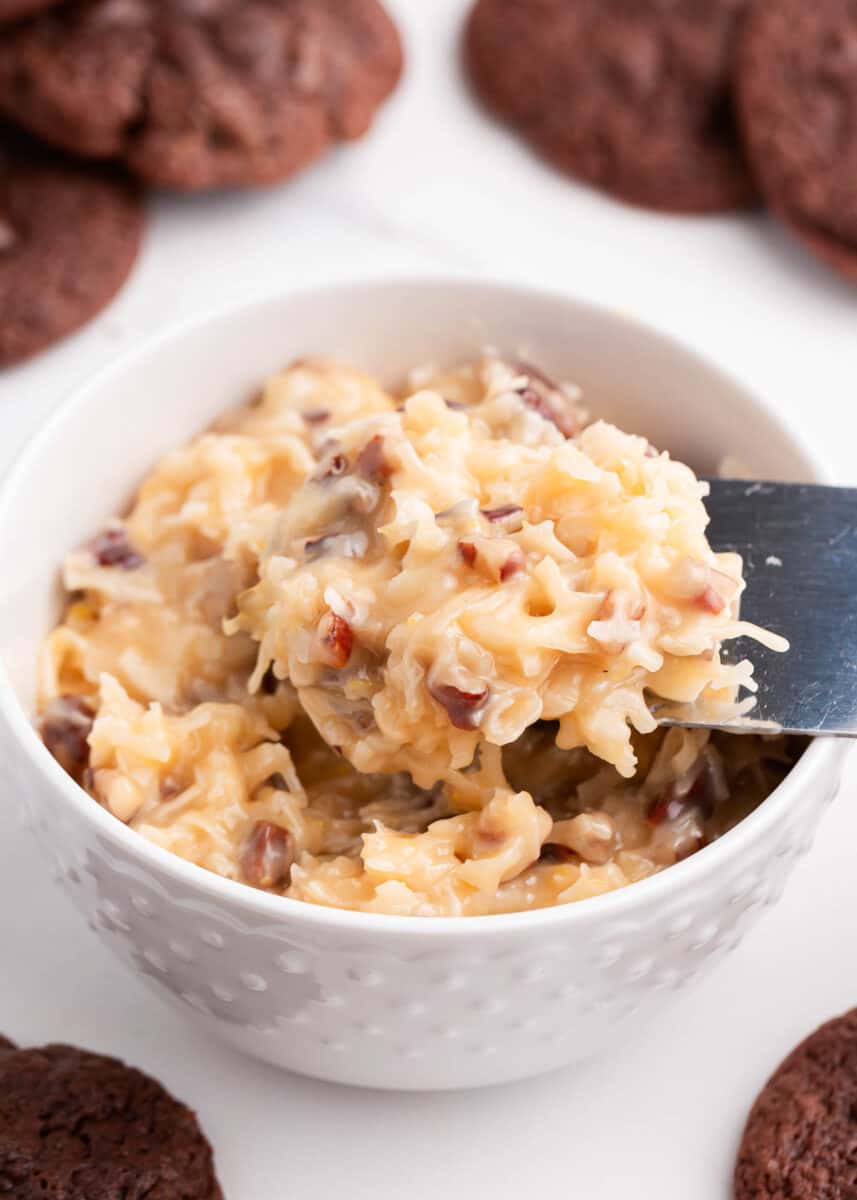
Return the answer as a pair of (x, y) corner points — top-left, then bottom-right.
(2, 2), (857, 1194)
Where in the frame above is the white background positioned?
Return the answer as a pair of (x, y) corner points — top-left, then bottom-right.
(2, 1), (857, 1194)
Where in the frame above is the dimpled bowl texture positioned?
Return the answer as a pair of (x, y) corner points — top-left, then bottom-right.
(0, 280), (847, 1090)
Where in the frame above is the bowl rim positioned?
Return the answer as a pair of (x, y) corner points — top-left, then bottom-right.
(0, 275), (841, 938)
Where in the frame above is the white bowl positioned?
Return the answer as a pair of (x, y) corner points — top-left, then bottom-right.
(0, 279), (847, 1091)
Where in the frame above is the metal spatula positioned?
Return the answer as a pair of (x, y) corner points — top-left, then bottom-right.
(662, 480), (857, 738)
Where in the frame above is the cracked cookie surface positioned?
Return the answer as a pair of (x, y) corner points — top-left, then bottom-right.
(0, 1042), (222, 1198)
(736, 0), (857, 281)
(466, 0), (756, 213)
(735, 1008), (857, 1200)
(0, 126), (143, 365)
(0, 0), (402, 191)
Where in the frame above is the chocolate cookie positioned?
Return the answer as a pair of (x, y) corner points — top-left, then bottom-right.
(466, 0), (757, 213)
(0, 0), (402, 192)
(736, 0), (857, 281)
(0, 1042), (222, 1198)
(735, 1008), (857, 1199)
(0, 128), (144, 366)
(0, 0), (62, 25)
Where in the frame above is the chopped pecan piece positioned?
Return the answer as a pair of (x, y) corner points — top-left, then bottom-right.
(160, 775), (186, 802)
(648, 791), (686, 826)
(241, 821), (295, 889)
(429, 682), (489, 730)
(596, 591), (646, 623)
(436, 498), (479, 524)
(91, 527), (144, 569)
(516, 366), (582, 438)
(499, 547), (525, 581)
(459, 536), (526, 583)
(673, 558), (739, 613)
(649, 749), (727, 826)
(41, 695), (94, 782)
(588, 589), (646, 654)
(692, 570), (741, 614)
(516, 361), (561, 391)
(695, 585), (726, 614)
(317, 611), (354, 668)
(480, 504), (524, 533)
(356, 435), (392, 484)
(313, 450), (348, 482)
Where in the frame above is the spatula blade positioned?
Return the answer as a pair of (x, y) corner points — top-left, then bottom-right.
(661, 480), (857, 738)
